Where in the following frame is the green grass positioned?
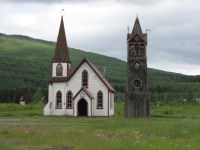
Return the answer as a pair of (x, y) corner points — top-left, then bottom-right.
(151, 104), (200, 119)
(1, 117), (200, 149)
(0, 103), (200, 149)
(0, 103), (44, 112)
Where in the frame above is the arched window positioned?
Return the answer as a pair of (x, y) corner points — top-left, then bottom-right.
(56, 64), (63, 76)
(129, 44), (134, 55)
(140, 44), (145, 55)
(56, 91), (62, 108)
(67, 91), (72, 108)
(97, 91), (103, 108)
(135, 44), (139, 54)
(82, 70), (88, 87)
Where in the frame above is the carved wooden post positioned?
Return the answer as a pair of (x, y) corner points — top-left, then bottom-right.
(124, 17), (150, 118)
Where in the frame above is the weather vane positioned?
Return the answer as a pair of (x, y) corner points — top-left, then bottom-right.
(146, 29), (150, 34)
(60, 7), (66, 17)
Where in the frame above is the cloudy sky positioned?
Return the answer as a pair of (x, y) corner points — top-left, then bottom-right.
(0, 0), (200, 75)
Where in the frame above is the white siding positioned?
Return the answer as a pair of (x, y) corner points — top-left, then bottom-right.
(67, 62), (109, 116)
(45, 82), (73, 116)
(109, 92), (114, 116)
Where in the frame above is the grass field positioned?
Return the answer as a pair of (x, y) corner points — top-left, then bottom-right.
(0, 103), (200, 150)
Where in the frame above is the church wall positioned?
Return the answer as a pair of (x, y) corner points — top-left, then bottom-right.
(46, 82), (75, 116)
(67, 62), (109, 116)
(52, 63), (68, 77)
(109, 92), (114, 116)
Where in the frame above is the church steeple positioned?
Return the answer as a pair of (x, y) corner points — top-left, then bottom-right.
(124, 16), (150, 118)
(132, 17), (142, 35)
(52, 16), (71, 63)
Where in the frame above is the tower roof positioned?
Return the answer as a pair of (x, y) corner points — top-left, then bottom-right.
(132, 17), (142, 35)
(52, 16), (71, 63)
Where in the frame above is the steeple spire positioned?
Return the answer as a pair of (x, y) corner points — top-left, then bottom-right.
(132, 16), (142, 35)
(52, 16), (71, 63)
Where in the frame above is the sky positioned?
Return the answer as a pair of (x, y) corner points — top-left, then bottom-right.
(0, 0), (200, 75)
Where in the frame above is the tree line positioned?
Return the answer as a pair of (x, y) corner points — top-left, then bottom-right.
(0, 82), (200, 105)
(113, 82), (200, 105)
(0, 88), (47, 104)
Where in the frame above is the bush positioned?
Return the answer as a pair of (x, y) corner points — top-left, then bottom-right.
(162, 108), (174, 115)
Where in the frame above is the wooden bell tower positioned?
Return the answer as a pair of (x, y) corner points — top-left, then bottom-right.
(124, 17), (150, 118)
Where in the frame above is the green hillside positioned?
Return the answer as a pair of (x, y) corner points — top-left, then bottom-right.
(1, 33), (200, 104)
(0, 33), (199, 89)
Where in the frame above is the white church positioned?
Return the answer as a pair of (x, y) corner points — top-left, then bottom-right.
(44, 16), (115, 116)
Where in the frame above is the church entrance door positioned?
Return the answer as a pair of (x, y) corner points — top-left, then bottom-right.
(78, 99), (87, 116)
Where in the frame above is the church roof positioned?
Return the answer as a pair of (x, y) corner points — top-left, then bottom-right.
(132, 17), (142, 35)
(52, 16), (71, 63)
(127, 16), (147, 42)
(48, 77), (67, 82)
(73, 87), (94, 100)
(67, 58), (116, 92)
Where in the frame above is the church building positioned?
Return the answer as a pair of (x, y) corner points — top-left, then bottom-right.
(44, 16), (115, 116)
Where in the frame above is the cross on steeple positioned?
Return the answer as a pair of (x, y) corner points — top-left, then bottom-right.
(60, 7), (66, 17)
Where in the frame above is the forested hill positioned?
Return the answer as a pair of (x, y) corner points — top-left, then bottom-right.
(0, 33), (199, 90)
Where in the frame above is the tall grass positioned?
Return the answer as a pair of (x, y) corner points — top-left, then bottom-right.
(151, 104), (200, 119)
(0, 103), (43, 112)
(1, 103), (200, 149)
(1, 118), (200, 149)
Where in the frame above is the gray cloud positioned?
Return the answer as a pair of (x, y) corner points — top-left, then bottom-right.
(1, 0), (159, 5)
(0, 0), (200, 75)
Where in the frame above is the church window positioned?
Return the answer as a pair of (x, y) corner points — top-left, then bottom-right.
(133, 62), (140, 69)
(129, 44), (134, 55)
(82, 70), (88, 87)
(97, 91), (103, 108)
(67, 91), (72, 108)
(132, 79), (142, 88)
(135, 44), (139, 54)
(56, 64), (63, 76)
(56, 91), (62, 108)
(140, 44), (145, 54)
